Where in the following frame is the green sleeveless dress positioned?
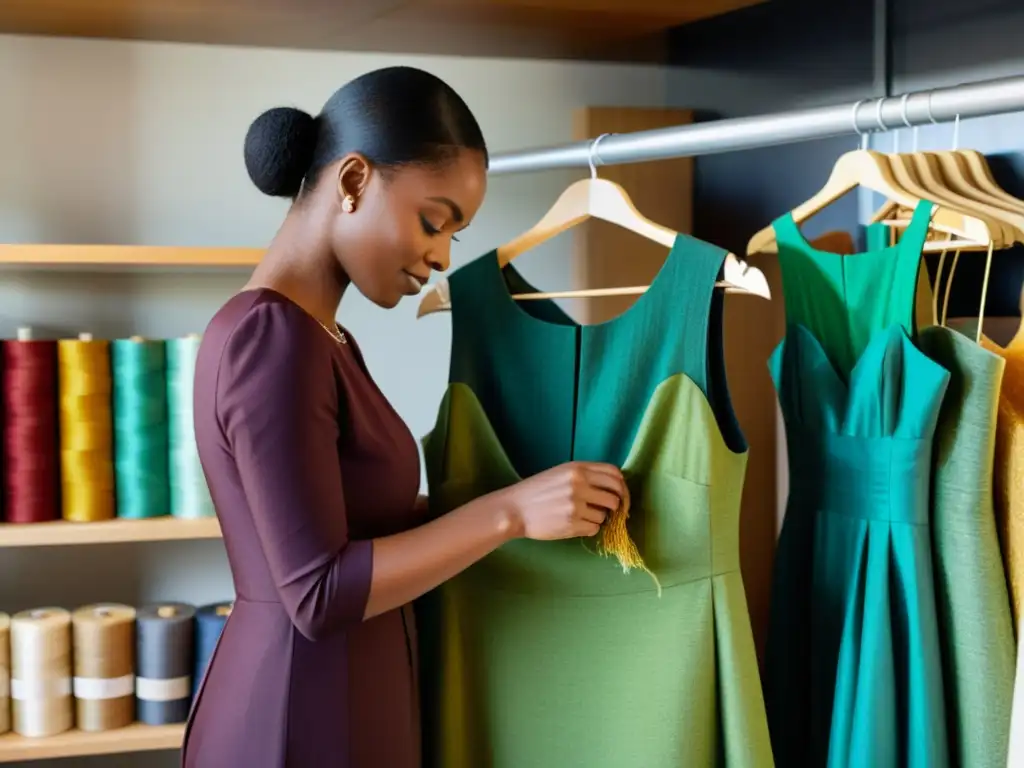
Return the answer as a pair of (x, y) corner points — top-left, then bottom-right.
(764, 202), (951, 768)
(418, 237), (774, 767)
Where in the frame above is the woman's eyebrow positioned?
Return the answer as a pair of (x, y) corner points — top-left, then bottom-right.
(427, 196), (464, 224)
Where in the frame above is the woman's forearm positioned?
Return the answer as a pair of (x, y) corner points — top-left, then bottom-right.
(363, 491), (523, 619)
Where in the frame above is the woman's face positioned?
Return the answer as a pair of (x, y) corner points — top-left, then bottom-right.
(329, 149), (488, 308)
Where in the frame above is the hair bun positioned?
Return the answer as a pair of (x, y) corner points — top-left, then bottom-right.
(244, 106), (318, 198)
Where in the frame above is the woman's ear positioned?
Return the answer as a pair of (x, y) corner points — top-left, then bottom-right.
(336, 153), (372, 207)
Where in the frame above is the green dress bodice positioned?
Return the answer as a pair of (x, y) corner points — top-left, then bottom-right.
(419, 236), (774, 767)
(764, 202), (951, 768)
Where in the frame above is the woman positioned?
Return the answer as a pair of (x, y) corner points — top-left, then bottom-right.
(183, 66), (626, 768)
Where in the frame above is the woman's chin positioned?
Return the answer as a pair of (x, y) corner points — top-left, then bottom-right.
(370, 289), (403, 310)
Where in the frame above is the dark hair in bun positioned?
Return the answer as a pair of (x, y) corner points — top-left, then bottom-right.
(244, 66), (488, 200)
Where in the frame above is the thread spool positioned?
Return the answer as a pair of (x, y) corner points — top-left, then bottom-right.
(11, 608), (73, 737)
(136, 603), (195, 724)
(166, 335), (214, 519)
(193, 602), (232, 697)
(0, 613), (10, 735)
(72, 604), (136, 732)
(2, 332), (59, 523)
(58, 335), (115, 522)
(112, 338), (170, 519)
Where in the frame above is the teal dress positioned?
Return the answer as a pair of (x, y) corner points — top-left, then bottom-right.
(868, 220), (1016, 768)
(764, 202), (951, 767)
(418, 236), (774, 767)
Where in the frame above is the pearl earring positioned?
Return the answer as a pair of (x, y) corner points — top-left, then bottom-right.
(342, 195), (356, 213)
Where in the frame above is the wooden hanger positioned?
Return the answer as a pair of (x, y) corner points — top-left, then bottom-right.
(919, 97), (1024, 216)
(746, 148), (995, 254)
(746, 100), (997, 256)
(871, 104), (1019, 245)
(873, 151), (1014, 246)
(419, 133), (771, 318)
(960, 149), (1024, 216)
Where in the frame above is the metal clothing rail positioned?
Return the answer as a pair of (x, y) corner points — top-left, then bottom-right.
(488, 75), (1024, 175)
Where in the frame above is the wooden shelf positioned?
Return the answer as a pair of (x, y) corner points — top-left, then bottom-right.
(0, 517), (221, 548)
(0, 723), (183, 763)
(0, 0), (768, 60)
(0, 244), (262, 268)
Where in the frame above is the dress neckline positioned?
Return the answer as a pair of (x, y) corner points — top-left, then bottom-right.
(482, 233), (686, 333)
(775, 199), (934, 260)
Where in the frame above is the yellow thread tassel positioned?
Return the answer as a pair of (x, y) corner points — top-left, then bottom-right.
(595, 482), (662, 595)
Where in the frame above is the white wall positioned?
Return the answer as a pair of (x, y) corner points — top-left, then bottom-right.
(0, 33), (676, 766)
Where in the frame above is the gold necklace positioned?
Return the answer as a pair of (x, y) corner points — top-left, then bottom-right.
(315, 318), (347, 345)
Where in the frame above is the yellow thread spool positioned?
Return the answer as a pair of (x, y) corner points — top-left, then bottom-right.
(72, 604), (136, 732)
(58, 334), (115, 521)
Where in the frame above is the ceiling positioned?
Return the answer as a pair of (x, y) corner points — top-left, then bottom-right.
(0, 0), (768, 61)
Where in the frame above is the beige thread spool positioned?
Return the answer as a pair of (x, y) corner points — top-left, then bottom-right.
(0, 613), (10, 735)
(72, 604), (136, 732)
(11, 608), (73, 737)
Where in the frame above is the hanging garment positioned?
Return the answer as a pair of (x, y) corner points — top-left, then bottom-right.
(978, 336), (1024, 766)
(867, 220), (936, 332)
(980, 337), (1024, 630)
(418, 237), (774, 768)
(917, 326), (1014, 768)
(764, 201), (950, 768)
(879, 210), (1019, 765)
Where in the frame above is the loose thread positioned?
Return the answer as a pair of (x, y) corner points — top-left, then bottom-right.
(595, 480), (662, 595)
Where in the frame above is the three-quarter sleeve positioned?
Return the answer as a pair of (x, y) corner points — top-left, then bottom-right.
(216, 301), (372, 640)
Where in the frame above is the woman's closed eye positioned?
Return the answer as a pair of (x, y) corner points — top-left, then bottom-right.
(420, 214), (460, 242)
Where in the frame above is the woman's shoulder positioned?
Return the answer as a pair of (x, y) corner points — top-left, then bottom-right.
(206, 288), (335, 359)
(197, 288), (338, 400)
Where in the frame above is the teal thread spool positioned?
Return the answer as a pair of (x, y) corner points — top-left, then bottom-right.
(166, 335), (214, 519)
(112, 337), (170, 519)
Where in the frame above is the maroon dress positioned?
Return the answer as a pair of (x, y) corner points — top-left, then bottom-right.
(183, 288), (424, 767)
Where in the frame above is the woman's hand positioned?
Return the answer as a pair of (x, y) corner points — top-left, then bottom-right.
(363, 462), (624, 621)
(497, 461), (626, 541)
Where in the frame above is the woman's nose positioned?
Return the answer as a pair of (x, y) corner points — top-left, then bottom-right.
(427, 244), (450, 273)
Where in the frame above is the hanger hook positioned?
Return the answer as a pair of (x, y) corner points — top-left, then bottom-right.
(925, 90), (960, 150)
(588, 133), (612, 179)
(851, 98), (868, 150)
(900, 92), (918, 152)
(926, 90), (939, 125)
(875, 97), (888, 133)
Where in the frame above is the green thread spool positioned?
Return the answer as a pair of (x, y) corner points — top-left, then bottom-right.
(166, 335), (214, 519)
(112, 337), (170, 519)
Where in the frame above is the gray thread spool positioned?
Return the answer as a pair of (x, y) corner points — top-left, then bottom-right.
(135, 603), (195, 725)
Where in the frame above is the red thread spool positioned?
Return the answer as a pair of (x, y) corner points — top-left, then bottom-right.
(3, 334), (60, 523)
